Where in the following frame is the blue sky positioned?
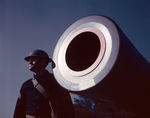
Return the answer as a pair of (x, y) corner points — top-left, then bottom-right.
(0, 0), (150, 117)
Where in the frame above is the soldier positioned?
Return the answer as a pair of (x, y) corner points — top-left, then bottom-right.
(14, 49), (75, 118)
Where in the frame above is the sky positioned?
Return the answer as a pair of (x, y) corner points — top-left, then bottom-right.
(0, 0), (150, 117)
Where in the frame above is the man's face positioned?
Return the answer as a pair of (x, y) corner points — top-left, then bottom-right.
(28, 58), (47, 73)
(28, 58), (38, 71)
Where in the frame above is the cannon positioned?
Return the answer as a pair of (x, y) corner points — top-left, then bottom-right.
(52, 15), (150, 117)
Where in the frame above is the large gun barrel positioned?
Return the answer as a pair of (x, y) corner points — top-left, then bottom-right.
(52, 15), (150, 117)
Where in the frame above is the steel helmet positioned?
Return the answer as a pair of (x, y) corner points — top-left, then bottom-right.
(24, 49), (51, 62)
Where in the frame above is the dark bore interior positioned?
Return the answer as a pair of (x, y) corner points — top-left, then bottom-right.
(65, 32), (100, 71)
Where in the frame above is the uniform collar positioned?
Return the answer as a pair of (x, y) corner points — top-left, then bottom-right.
(33, 70), (50, 80)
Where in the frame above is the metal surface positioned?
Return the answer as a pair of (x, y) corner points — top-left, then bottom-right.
(53, 16), (120, 91)
(52, 15), (150, 116)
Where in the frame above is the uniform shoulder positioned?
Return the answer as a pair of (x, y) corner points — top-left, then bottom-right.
(20, 79), (33, 92)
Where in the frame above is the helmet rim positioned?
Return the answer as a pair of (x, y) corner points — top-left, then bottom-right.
(24, 49), (52, 62)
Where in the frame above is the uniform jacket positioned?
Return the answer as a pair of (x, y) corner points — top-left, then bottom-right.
(14, 70), (75, 118)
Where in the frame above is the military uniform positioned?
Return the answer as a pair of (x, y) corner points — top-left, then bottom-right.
(14, 70), (75, 118)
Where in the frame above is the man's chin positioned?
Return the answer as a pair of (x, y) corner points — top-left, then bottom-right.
(29, 67), (36, 72)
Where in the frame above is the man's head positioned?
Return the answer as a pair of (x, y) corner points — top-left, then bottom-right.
(24, 49), (51, 74)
